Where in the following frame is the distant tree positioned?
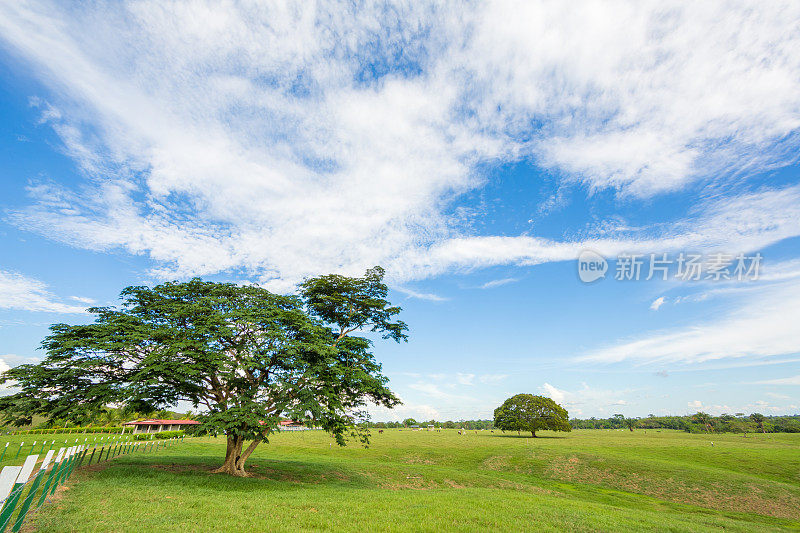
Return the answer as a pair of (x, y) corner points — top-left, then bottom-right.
(403, 418), (418, 427)
(0, 267), (406, 476)
(773, 417), (800, 433)
(623, 417), (637, 432)
(493, 394), (571, 438)
(693, 412), (714, 433)
(750, 413), (766, 433)
(444, 421), (455, 429)
(728, 418), (753, 436)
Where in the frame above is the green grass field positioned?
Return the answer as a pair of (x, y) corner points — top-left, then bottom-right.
(22, 429), (800, 532)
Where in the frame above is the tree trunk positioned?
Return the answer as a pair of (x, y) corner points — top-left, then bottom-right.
(212, 434), (261, 476)
(531, 430), (537, 438)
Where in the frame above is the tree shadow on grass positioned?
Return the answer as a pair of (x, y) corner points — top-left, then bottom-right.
(88, 456), (376, 493)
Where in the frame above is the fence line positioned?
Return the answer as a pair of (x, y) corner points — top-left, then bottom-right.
(0, 435), (186, 532)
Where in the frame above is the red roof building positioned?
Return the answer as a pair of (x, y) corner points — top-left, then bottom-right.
(123, 419), (199, 434)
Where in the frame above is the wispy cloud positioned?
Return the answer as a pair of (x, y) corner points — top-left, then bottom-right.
(407, 382), (469, 402)
(479, 374), (508, 384)
(582, 278), (800, 365)
(393, 287), (448, 302)
(753, 375), (800, 385)
(455, 373), (475, 385)
(0, 270), (88, 314)
(479, 278), (518, 289)
(396, 185), (800, 279)
(1, 2), (799, 286)
(650, 297), (666, 311)
(688, 398), (796, 415)
(366, 397), (441, 422)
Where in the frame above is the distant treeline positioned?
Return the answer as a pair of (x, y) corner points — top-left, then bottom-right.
(570, 413), (800, 433)
(365, 419), (495, 430)
(11, 426), (126, 435)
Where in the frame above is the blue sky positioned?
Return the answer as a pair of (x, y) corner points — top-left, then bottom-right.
(0, 2), (799, 421)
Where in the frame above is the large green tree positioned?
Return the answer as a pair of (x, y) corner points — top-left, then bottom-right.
(493, 394), (571, 437)
(0, 267), (406, 476)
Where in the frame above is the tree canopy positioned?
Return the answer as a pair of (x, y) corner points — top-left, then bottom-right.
(750, 413), (766, 433)
(0, 266), (406, 476)
(693, 412), (714, 433)
(493, 394), (571, 437)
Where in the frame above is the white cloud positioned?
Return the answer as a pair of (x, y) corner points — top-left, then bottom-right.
(0, 354), (39, 368)
(766, 392), (792, 399)
(0, 2), (798, 285)
(754, 375), (800, 385)
(479, 278), (518, 289)
(583, 278), (800, 365)
(540, 382), (566, 403)
(687, 398), (794, 415)
(0, 270), (88, 314)
(466, 1), (800, 196)
(455, 373), (475, 386)
(538, 382), (632, 416)
(478, 374), (508, 384)
(365, 398), (441, 423)
(394, 372), (509, 419)
(0, 357), (16, 393)
(758, 258), (800, 282)
(396, 185), (800, 279)
(407, 382), (467, 401)
(650, 297), (666, 310)
(393, 287), (448, 302)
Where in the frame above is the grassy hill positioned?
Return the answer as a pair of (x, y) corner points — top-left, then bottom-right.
(25, 429), (800, 532)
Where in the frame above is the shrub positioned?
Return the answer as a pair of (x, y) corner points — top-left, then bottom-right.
(132, 430), (184, 441)
(12, 426), (126, 436)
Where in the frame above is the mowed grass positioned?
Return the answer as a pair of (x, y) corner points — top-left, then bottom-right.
(25, 429), (800, 532)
